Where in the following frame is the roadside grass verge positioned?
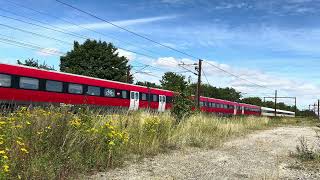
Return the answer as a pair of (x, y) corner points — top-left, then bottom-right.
(0, 107), (314, 179)
(290, 129), (320, 170)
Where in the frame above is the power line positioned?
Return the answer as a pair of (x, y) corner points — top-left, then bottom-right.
(4, 0), (277, 95)
(0, 10), (86, 39)
(54, 0), (276, 92)
(4, 0), (164, 58)
(204, 61), (274, 91)
(0, 23), (72, 45)
(55, 0), (199, 59)
(0, 36), (65, 56)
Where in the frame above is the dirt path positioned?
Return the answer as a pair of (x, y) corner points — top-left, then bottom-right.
(89, 127), (320, 180)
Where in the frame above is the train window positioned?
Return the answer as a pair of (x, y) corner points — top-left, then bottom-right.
(20, 77), (39, 90)
(130, 91), (135, 99)
(0, 74), (11, 87)
(87, 86), (100, 96)
(135, 92), (139, 100)
(104, 88), (115, 97)
(152, 94), (158, 102)
(122, 90), (128, 99)
(224, 104), (228, 109)
(46, 80), (62, 92)
(142, 93), (147, 101)
(68, 83), (83, 94)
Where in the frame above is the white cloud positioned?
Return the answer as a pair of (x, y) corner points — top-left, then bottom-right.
(146, 56), (320, 109)
(58, 15), (179, 32)
(37, 48), (62, 56)
(116, 49), (136, 61)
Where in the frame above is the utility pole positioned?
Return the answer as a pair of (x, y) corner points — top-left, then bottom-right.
(309, 104), (311, 111)
(294, 97), (297, 115)
(318, 99), (320, 120)
(196, 59), (203, 109)
(126, 67), (130, 83)
(274, 90), (277, 117)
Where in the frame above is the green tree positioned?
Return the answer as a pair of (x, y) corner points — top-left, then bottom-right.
(17, 58), (55, 70)
(160, 72), (188, 93)
(160, 72), (194, 122)
(60, 39), (133, 83)
(135, 81), (162, 89)
(241, 97), (264, 106)
(189, 83), (241, 102)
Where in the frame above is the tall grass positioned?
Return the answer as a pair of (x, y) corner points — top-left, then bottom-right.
(0, 107), (299, 179)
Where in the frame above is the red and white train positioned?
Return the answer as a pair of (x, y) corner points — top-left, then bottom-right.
(0, 63), (295, 117)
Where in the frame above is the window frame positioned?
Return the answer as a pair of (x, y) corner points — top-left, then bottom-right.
(104, 88), (116, 98)
(0, 73), (12, 87)
(68, 83), (83, 94)
(141, 93), (147, 101)
(86, 85), (101, 96)
(45, 80), (63, 93)
(19, 77), (39, 90)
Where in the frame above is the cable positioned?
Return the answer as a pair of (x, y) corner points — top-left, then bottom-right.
(0, 37), (65, 56)
(3, 0), (277, 94)
(0, 23), (72, 45)
(0, 11), (86, 39)
(54, 0), (276, 92)
(55, 0), (199, 59)
(204, 61), (274, 91)
(4, 0), (164, 58)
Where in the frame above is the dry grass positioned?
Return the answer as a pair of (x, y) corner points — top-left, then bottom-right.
(0, 107), (308, 179)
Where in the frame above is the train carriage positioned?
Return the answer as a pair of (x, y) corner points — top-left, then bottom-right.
(0, 63), (174, 111)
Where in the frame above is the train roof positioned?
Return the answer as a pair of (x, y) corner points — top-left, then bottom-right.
(261, 107), (295, 114)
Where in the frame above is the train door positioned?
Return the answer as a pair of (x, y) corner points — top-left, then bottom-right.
(158, 95), (166, 112)
(233, 106), (237, 115)
(242, 106), (245, 115)
(129, 91), (140, 110)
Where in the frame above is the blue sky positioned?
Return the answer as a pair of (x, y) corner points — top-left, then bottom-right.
(0, 0), (320, 109)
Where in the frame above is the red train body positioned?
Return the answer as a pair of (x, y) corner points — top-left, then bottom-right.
(0, 63), (261, 116)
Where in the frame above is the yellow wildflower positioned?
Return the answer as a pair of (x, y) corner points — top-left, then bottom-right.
(0, 150), (5, 154)
(20, 148), (29, 154)
(70, 118), (81, 127)
(0, 121), (6, 125)
(26, 121), (31, 125)
(2, 155), (8, 159)
(37, 131), (43, 135)
(0, 141), (4, 145)
(46, 126), (52, 130)
(108, 141), (115, 146)
(3, 165), (9, 173)
(16, 140), (25, 146)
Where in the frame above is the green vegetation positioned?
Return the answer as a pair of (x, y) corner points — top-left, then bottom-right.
(17, 58), (55, 70)
(291, 129), (320, 170)
(0, 107), (307, 179)
(60, 39), (133, 83)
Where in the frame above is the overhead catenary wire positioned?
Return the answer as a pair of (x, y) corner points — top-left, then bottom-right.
(55, 0), (199, 59)
(0, 36), (65, 56)
(54, 0), (276, 92)
(0, 23), (73, 45)
(3, 0), (277, 95)
(204, 61), (274, 91)
(4, 0), (165, 58)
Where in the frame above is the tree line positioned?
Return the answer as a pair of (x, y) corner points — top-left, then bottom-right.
(17, 39), (308, 116)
